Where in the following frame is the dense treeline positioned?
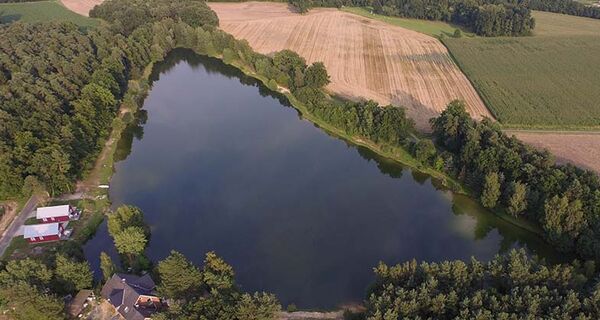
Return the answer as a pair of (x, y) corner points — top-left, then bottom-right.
(527, 0), (600, 19)
(364, 249), (600, 319)
(89, 0), (218, 35)
(0, 254), (94, 319)
(0, 22), (128, 198)
(431, 101), (600, 260)
(290, 0), (535, 36)
(153, 251), (280, 319)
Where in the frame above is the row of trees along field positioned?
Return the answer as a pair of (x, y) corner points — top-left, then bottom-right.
(431, 101), (600, 259)
(525, 0), (600, 19)
(289, 0), (535, 36)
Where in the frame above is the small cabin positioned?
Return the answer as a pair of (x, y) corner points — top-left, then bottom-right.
(36, 205), (80, 223)
(23, 222), (69, 243)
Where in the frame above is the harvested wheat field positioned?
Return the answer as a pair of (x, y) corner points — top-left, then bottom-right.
(209, 2), (491, 130)
(60, 0), (103, 16)
(511, 131), (600, 174)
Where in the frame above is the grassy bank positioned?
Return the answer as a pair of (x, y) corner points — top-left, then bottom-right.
(0, 1), (99, 27)
(341, 7), (473, 38)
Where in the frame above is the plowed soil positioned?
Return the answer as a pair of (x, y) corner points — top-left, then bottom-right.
(209, 2), (491, 131)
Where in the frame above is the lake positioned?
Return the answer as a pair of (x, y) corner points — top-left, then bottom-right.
(84, 49), (559, 309)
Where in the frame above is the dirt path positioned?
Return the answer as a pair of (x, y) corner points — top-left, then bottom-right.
(508, 130), (600, 174)
(209, 2), (492, 131)
(0, 201), (17, 235)
(60, 0), (103, 16)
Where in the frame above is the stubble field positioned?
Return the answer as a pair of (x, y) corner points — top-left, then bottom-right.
(209, 2), (491, 131)
(60, 0), (103, 16)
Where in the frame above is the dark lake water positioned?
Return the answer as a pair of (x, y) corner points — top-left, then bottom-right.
(84, 49), (560, 309)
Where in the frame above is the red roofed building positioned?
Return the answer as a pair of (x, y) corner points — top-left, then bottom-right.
(36, 205), (80, 223)
(23, 222), (70, 243)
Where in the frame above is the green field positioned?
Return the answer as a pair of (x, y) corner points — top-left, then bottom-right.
(0, 1), (99, 27)
(342, 7), (473, 38)
(443, 11), (600, 128)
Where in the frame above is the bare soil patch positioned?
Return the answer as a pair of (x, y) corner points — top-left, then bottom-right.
(60, 0), (103, 16)
(511, 131), (600, 174)
(209, 2), (491, 131)
(0, 201), (17, 235)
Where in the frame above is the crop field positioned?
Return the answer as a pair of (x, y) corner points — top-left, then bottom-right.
(0, 1), (98, 27)
(60, 0), (103, 17)
(209, 2), (491, 131)
(443, 11), (600, 128)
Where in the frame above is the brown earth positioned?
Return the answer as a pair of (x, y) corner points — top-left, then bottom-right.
(60, 0), (103, 16)
(0, 201), (17, 235)
(510, 131), (600, 174)
(209, 2), (491, 131)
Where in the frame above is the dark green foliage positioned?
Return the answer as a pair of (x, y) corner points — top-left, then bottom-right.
(90, 0), (219, 35)
(365, 249), (600, 319)
(53, 254), (93, 294)
(528, 0), (600, 19)
(0, 281), (65, 320)
(0, 256), (92, 318)
(154, 252), (280, 320)
(157, 250), (203, 300)
(107, 205), (146, 237)
(289, 0), (312, 13)
(432, 100), (600, 259)
(100, 251), (117, 281)
(481, 171), (501, 208)
(414, 139), (436, 164)
(304, 62), (330, 89)
(0, 22), (128, 198)
(507, 180), (527, 216)
(107, 205), (150, 268)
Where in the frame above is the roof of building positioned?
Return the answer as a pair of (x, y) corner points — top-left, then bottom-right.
(100, 273), (159, 320)
(23, 223), (59, 238)
(67, 289), (94, 317)
(36, 205), (70, 219)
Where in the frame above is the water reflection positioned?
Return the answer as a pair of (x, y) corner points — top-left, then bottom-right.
(84, 49), (562, 309)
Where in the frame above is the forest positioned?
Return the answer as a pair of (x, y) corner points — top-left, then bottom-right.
(431, 101), (600, 260)
(1, 0), (600, 318)
(365, 250), (600, 319)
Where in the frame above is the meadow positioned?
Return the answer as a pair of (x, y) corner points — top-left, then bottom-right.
(443, 11), (600, 128)
(341, 7), (473, 38)
(0, 0), (99, 27)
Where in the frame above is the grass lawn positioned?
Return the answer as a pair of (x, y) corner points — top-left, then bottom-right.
(443, 11), (600, 129)
(342, 7), (474, 38)
(0, 1), (99, 27)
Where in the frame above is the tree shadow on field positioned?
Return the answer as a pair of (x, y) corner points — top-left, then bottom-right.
(0, 12), (22, 24)
(390, 88), (438, 132)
